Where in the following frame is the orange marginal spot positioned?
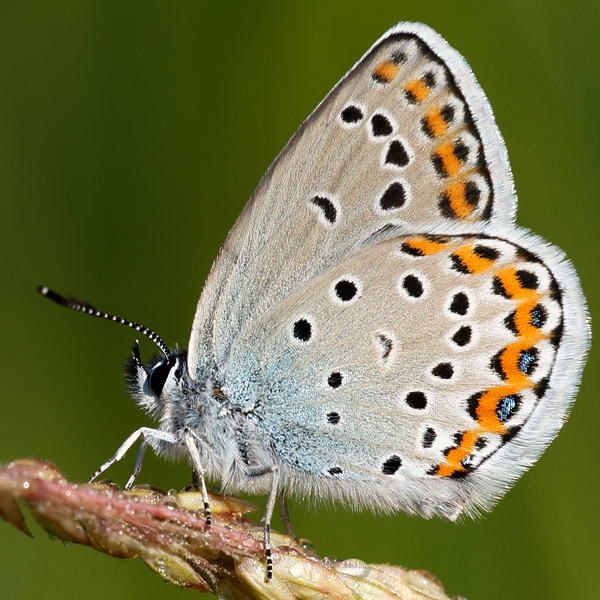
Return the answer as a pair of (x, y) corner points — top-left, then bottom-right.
(374, 60), (400, 83)
(475, 383), (532, 432)
(499, 338), (544, 384)
(436, 284), (548, 479)
(435, 142), (462, 177)
(495, 268), (539, 301)
(404, 78), (431, 103)
(444, 182), (475, 219)
(453, 243), (496, 274)
(403, 236), (449, 255)
(443, 431), (480, 469)
(424, 107), (449, 137)
(513, 298), (544, 338)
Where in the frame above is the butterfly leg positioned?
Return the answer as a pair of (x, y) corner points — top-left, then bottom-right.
(248, 464), (280, 581)
(124, 439), (148, 490)
(183, 428), (212, 526)
(278, 490), (296, 539)
(89, 427), (178, 484)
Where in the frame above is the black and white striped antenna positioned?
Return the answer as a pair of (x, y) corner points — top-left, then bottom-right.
(37, 286), (170, 359)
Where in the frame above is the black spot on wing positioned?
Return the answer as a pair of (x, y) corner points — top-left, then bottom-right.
(465, 180), (481, 208)
(327, 412), (340, 424)
(453, 139), (469, 163)
(496, 394), (522, 422)
(449, 292), (469, 315)
(440, 104), (455, 123)
(311, 196), (337, 224)
(422, 71), (436, 87)
(405, 391), (427, 409)
(371, 113), (394, 137)
(402, 274), (424, 298)
(335, 279), (358, 302)
(474, 437), (488, 450)
(391, 51), (407, 64)
(385, 140), (410, 167)
(432, 362), (454, 379)
(382, 455), (402, 475)
(380, 181), (406, 210)
(518, 347), (539, 375)
(340, 105), (363, 124)
(530, 304), (548, 329)
(452, 325), (472, 347)
(423, 428), (436, 448)
(327, 372), (343, 388)
(473, 245), (500, 260)
(516, 270), (539, 290)
(293, 319), (312, 342)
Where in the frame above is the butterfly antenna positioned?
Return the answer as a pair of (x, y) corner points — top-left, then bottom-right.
(37, 286), (170, 358)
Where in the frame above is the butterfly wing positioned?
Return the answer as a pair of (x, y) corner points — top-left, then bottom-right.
(188, 23), (516, 376)
(187, 23), (589, 519)
(222, 232), (588, 518)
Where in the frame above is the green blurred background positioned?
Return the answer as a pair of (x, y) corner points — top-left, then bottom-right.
(1, 2), (598, 599)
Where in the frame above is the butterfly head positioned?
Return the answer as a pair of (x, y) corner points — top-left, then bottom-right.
(125, 342), (189, 416)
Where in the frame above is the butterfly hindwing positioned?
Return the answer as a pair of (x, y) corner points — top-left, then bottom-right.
(222, 232), (586, 518)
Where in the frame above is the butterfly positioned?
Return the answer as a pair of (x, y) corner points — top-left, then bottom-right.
(40, 22), (590, 579)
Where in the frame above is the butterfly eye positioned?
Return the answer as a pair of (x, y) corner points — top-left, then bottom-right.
(149, 357), (176, 397)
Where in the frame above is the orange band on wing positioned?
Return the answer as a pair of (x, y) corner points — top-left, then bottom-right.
(444, 182), (475, 219)
(404, 78), (431, 103)
(452, 243), (497, 274)
(423, 106), (449, 137)
(433, 258), (551, 478)
(434, 142), (462, 177)
(373, 60), (400, 83)
(401, 236), (449, 256)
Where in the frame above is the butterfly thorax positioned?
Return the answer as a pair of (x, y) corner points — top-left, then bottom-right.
(125, 349), (270, 490)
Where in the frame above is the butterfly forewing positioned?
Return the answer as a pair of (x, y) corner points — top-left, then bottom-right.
(188, 24), (515, 376)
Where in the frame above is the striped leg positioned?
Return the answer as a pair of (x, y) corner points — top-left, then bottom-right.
(248, 464), (280, 581)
